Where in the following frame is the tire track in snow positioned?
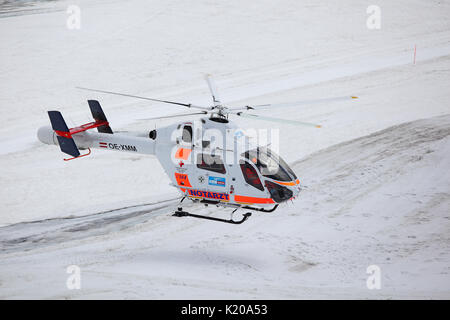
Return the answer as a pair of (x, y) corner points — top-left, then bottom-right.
(0, 197), (181, 254)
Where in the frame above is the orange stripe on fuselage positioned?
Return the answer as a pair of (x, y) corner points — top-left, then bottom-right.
(234, 195), (275, 204)
(272, 179), (300, 186)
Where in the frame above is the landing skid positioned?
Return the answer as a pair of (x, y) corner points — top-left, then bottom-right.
(242, 204), (279, 213)
(173, 208), (252, 225)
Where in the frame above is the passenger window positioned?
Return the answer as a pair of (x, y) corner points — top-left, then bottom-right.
(196, 153), (226, 174)
(182, 125), (193, 143)
(240, 161), (264, 191)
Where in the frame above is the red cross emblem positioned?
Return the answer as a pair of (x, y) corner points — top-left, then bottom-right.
(179, 161), (184, 167)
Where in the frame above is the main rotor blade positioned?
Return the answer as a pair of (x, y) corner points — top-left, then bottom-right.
(231, 95), (358, 111)
(76, 87), (212, 111)
(204, 74), (221, 106)
(233, 112), (322, 128)
(139, 111), (208, 121)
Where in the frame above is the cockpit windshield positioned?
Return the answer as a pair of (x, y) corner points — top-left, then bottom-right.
(242, 147), (297, 182)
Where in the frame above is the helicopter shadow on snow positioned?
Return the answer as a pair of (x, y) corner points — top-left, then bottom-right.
(0, 198), (180, 254)
(130, 247), (264, 273)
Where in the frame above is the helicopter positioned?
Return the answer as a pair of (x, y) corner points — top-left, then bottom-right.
(37, 75), (357, 224)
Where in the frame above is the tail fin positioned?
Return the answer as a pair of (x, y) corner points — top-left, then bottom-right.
(88, 100), (113, 134)
(47, 111), (80, 158)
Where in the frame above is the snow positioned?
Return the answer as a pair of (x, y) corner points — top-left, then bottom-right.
(0, 0), (449, 299)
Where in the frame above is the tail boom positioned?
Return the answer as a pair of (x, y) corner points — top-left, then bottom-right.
(38, 126), (155, 156)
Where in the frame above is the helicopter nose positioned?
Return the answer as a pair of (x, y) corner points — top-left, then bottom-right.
(265, 181), (294, 203)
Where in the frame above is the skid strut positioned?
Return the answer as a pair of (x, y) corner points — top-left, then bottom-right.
(173, 208), (251, 224)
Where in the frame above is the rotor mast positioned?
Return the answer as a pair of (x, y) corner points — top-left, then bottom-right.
(204, 74), (228, 119)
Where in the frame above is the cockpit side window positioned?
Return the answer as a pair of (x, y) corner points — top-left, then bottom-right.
(243, 147), (295, 181)
(196, 153), (226, 174)
(240, 160), (264, 191)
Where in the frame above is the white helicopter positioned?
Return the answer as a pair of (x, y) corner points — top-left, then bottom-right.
(37, 75), (357, 224)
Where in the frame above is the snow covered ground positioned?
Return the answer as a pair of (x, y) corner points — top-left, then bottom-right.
(0, 0), (449, 299)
